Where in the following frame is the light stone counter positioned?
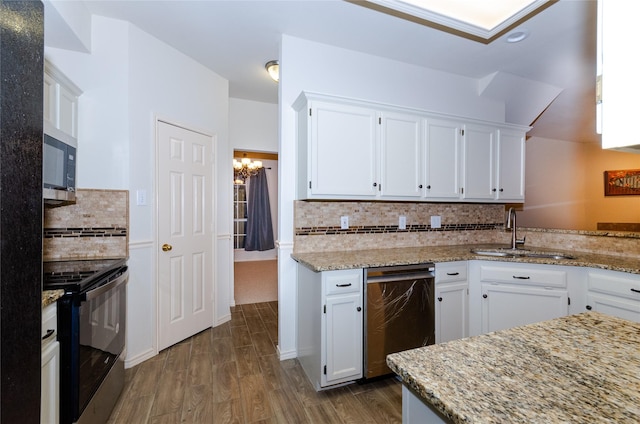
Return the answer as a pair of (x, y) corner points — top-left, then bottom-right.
(291, 244), (640, 275)
(42, 289), (64, 307)
(387, 312), (640, 423)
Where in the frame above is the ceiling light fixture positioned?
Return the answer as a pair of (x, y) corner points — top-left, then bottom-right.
(265, 60), (279, 82)
(233, 156), (263, 184)
(505, 29), (530, 43)
(356, 0), (554, 42)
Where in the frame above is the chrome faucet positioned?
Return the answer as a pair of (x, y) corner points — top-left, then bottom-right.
(506, 207), (525, 249)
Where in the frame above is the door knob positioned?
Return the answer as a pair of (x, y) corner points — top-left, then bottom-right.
(162, 243), (173, 252)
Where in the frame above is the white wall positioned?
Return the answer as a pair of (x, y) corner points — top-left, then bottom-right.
(46, 15), (231, 367)
(519, 136), (640, 230)
(277, 35), (512, 359)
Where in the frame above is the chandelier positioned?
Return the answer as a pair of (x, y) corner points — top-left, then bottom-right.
(233, 157), (263, 184)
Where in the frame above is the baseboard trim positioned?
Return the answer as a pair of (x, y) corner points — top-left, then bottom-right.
(124, 347), (157, 369)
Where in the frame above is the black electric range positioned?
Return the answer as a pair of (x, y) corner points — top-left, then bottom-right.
(44, 257), (129, 424)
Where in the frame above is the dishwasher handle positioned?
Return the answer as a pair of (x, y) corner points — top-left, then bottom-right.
(366, 272), (434, 284)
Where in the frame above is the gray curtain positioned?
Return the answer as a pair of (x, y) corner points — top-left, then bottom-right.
(245, 168), (275, 251)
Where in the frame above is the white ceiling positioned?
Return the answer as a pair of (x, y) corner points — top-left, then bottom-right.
(78, 0), (600, 145)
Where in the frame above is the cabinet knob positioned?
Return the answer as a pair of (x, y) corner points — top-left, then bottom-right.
(500, 188), (504, 192)
(418, 184), (423, 189)
(492, 188), (497, 192)
(426, 185), (431, 189)
(482, 294), (488, 299)
(586, 305), (592, 310)
(437, 297), (443, 302)
(372, 182), (377, 187)
(357, 306), (362, 312)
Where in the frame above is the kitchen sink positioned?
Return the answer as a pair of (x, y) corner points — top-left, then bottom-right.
(470, 248), (575, 260)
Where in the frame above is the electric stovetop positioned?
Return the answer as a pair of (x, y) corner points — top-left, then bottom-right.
(43, 258), (128, 292)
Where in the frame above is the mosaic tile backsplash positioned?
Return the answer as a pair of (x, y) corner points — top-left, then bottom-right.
(43, 189), (129, 261)
(294, 201), (509, 253)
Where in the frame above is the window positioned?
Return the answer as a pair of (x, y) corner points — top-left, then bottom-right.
(233, 183), (247, 249)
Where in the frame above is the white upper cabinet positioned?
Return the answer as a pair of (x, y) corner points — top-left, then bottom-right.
(296, 97), (378, 199)
(44, 61), (82, 146)
(424, 118), (462, 200)
(294, 92), (529, 202)
(496, 129), (526, 201)
(461, 123), (496, 201)
(379, 111), (422, 198)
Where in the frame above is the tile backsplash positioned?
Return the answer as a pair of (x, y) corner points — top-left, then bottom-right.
(294, 201), (509, 253)
(43, 189), (129, 261)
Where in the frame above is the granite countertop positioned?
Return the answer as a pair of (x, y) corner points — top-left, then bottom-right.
(291, 244), (640, 275)
(42, 289), (64, 307)
(387, 312), (640, 423)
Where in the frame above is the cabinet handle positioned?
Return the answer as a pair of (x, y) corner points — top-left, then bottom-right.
(631, 288), (640, 293)
(336, 283), (352, 287)
(446, 272), (459, 276)
(482, 294), (488, 298)
(437, 297), (443, 302)
(586, 305), (592, 310)
(42, 329), (55, 341)
(512, 275), (531, 280)
(357, 306), (362, 312)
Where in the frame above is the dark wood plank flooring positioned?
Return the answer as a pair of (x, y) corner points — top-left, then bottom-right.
(107, 302), (402, 423)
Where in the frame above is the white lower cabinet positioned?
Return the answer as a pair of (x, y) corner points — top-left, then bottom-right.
(435, 262), (468, 343)
(481, 283), (568, 333)
(42, 302), (60, 424)
(470, 261), (569, 335)
(297, 265), (363, 390)
(586, 269), (640, 322)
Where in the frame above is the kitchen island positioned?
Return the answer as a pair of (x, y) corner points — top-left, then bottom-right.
(386, 312), (640, 423)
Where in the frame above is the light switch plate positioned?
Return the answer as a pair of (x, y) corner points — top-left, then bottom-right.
(340, 216), (349, 229)
(399, 215), (407, 230)
(430, 215), (441, 228)
(136, 189), (147, 206)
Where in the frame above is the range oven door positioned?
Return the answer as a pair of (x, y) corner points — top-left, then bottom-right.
(77, 269), (127, 416)
(57, 267), (128, 424)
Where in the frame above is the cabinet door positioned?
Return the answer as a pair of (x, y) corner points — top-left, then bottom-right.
(435, 282), (468, 343)
(481, 284), (568, 333)
(586, 293), (640, 323)
(424, 118), (461, 199)
(462, 124), (496, 200)
(379, 112), (422, 198)
(41, 341), (60, 424)
(58, 83), (79, 138)
(496, 129), (525, 201)
(325, 293), (363, 384)
(310, 102), (378, 197)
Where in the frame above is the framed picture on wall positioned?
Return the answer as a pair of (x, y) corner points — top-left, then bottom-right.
(604, 169), (640, 196)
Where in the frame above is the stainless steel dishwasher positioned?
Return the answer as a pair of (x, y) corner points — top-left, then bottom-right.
(364, 263), (436, 379)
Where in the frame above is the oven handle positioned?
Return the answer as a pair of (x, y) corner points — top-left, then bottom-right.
(366, 272), (434, 284)
(85, 269), (129, 301)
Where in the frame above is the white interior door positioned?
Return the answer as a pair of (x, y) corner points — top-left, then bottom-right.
(157, 121), (214, 351)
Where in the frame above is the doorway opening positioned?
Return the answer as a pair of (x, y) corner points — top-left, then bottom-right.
(233, 150), (278, 305)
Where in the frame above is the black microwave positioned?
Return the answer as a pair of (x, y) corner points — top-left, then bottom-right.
(43, 133), (76, 203)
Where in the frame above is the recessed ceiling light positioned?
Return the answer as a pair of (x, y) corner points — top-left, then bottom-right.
(506, 30), (530, 43)
(357, 0), (553, 42)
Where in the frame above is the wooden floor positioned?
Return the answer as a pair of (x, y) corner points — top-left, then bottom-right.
(107, 302), (402, 423)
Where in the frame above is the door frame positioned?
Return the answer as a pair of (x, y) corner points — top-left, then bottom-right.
(154, 116), (217, 353)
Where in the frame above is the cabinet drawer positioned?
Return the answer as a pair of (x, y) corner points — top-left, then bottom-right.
(588, 270), (640, 301)
(42, 302), (57, 344)
(436, 262), (467, 283)
(479, 264), (566, 288)
(324, 269), (363, 295)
